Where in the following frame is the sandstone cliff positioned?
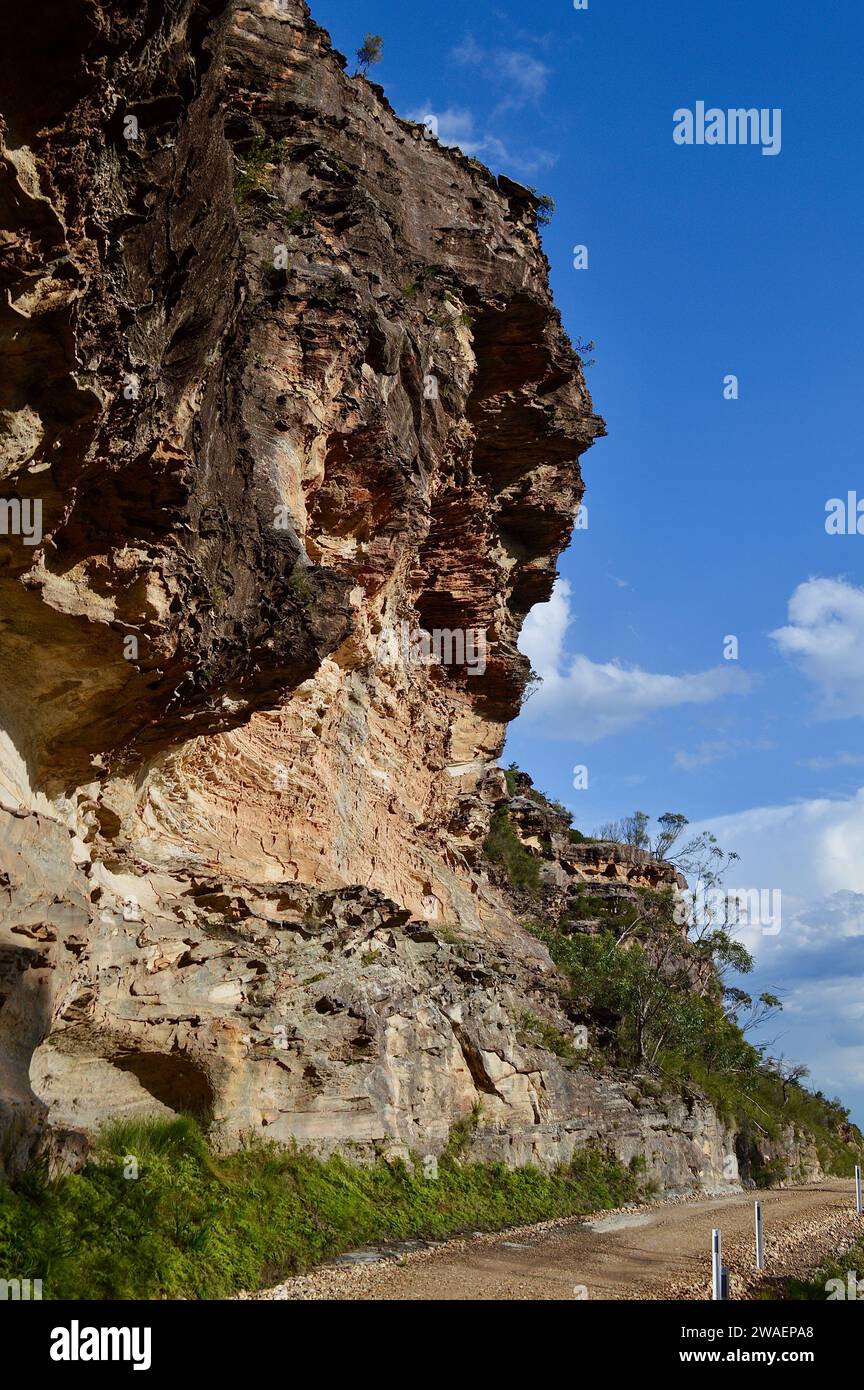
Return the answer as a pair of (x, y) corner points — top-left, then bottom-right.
(0, 0), (601, 916)
(0, 1), (843, 1195)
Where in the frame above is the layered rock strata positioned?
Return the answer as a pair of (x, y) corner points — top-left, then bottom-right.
(0, 1), (830, 1192)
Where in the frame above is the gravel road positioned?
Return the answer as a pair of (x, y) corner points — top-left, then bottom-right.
(238, 1180), (864, 1301)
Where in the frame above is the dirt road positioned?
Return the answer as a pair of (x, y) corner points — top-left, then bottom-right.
(244, 1180), (862, 1301)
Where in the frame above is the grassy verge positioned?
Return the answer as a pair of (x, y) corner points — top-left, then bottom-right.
(0, 1117), (640, 1300)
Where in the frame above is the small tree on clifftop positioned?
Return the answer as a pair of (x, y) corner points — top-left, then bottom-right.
(355, 34), (384, 76)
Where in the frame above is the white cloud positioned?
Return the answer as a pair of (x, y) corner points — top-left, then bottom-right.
(694, 789), (864, 1119)
(771, 577), (864, 717)
(695, 789), (864, 906)
(776, 976), (864, 1111)
(798, 752), (864, 770)
(451, 36), (550, 109)
(518, 579), (751, 741)
(674, 742), (736, 771)
(520, 576), (571, 676)
(674, 738), (775, 771)
(404, 103), (556, 177)
(409, 105), (476, 147)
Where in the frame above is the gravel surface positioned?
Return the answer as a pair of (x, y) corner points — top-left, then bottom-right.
(235, 1180), (864, 1301)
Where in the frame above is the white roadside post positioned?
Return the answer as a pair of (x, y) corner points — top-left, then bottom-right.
(755, 1200), (764, 1271)
(856, 1165), (862, 1217)
(712, 1229), (723, 1300)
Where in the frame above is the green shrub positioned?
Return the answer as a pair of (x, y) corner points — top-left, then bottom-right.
(483, 809), (541, 894)
(517, 1011), (576, 1062)
(752, 1156), (788, 1189)
(526, 189), (555, 226)
(769, 1236), (864, 1300)
(234, 133), (287, 204)
(528, 912), (863, 1179)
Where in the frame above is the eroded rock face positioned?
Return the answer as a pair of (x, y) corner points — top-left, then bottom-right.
(0, 2), (821, 1193)
(0, 0), (602, 918)
(0, 0), (607, 1176)
(2, 802), (746, 1194)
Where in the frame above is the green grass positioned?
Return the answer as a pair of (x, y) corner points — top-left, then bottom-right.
(0, 1117), (640, 1300)
(760, 1235), (864, 1300)
(288, 567), (313, 608)
(234, 133), (288, 204)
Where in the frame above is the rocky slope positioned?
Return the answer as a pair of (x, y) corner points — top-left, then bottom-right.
(0, 1), (846, 1193)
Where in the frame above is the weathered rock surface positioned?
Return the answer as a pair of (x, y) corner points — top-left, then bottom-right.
(2, 796), (747, 1193)
(0, 1), (836, 1193)
(0, 0), (602, 920)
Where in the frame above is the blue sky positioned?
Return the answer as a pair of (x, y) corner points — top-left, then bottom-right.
(311, 0), (864, 1119)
